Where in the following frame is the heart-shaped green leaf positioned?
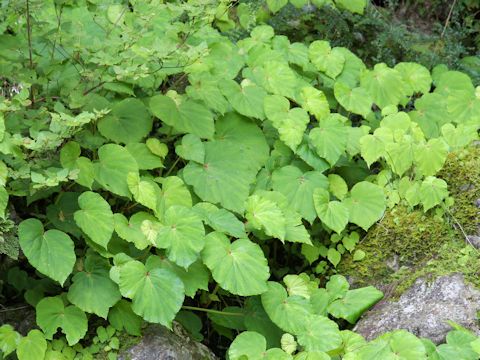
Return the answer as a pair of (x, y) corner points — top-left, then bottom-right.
(228, 331), (291, 360)
(154, 205), (205, 269)
(36, 296), (87, 345)
(74, 191), (114, 248)
(97, 98), (152, 144)
(261, 281), (313, 334)
(343, 181), (386, 231)
(328, 286), (383, 323)
(202, 232), (270, 296)
(296, 315), (342, 353)
(118, 259), (184, 327)
(18, 219), (75, 285)
(313, 188), (349, 234)
(17, 330), (47, 360)
(67, 253), (121, 318)
(272, 165), (328, 223)
(94, 144), (139, 198)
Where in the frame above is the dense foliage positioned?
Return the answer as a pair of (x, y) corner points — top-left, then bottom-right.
(0, 0), (479, 359)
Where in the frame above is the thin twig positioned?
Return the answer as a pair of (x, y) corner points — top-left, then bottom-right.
(181, 305), (243, 316)
(441, 0), (458, 38)
(164, 157), (181, 178)
(83, 81), (106, 95)
(443, 205), (478, 252)
(26, 0), (35, 105)
(0, 305), (30, 313)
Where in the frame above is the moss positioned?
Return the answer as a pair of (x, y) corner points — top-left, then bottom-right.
(438, 144), (480, 236)
(340, 144), (480, 297)
(339, 205), (455, 287)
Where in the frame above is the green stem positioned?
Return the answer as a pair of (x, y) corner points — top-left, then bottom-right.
(204, 284), (220, 308)
(164, 157), (181, 177)
(181, 305), (242, 317)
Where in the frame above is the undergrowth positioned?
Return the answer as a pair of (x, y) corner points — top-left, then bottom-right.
(0, 1), (479, 359)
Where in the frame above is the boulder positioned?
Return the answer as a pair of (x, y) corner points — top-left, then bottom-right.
(354, 273), (480, 344)
(118, 322), (217, 360)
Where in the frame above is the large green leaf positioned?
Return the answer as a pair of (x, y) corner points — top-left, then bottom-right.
(186, 73), (229, 114)
(155, 176), (193, 220)
(343, 181), (386, 231)
(214, 112), (270, 171)
(252, 60), (298, 98)
(296, 315), (342, 353)
(255, 190), (312, 245)
(336, 47), (367, 88)
(272, 165), (328, 223)
(16, 330), (47, 360)
(360, 132), (388, 167)
(183, 141), (255, 213)
(184, 114), (268, 213)
(118, 259), (184, 327)
(410, 93), (451, 138)
(246, 194), (286, 240)
(385, 138), (415, 176)
(154, 205), (205, 269)
(414, 138), (448, 177)
(147, 256), (209, 298)
(108, 299), (143, 336)
(126, 143), (164, 170)
(36, 297), (87, 345)
(0, 325), (20, 357)
(264, 94), (290, 122)
(114, 212), (156, 250)
(193, 202), (247, 238)
(419, 176), (448, 211)
(202, 232), (269, 296)
(313, 188), (349, 234)
(74, 191), (114, 248)
(298, 86), (330, 121)
(309, 115), (348, 166)
(67, 253), (121, 318)
(334, 81), (373, 117)
(309, 41), (345, 78)
(353, 330), (427, 360)
(266, 0), (288, 13)
(261, 281), (313, 334)
(18, 218), (75, 285)
(220, 79), (267, 119)
(175, 134), (205, 164)
(360, 63), (407, 108)
(97, 98), (152, 144)
(277, 108), (310, 151)
(335, 0), (367, 14)
(127, 172), (158, 210)
(46, 191), (81, 237)
(446, 90), (480, 124)
(229, 332), (291, 360)
(394, 62), (432, 95)
(328, 286), (383, 323)
(94, 144), (139, 198)
(149, 93), (214, 139)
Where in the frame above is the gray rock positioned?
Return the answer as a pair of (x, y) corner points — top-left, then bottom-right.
(119, 322), (217, 360)
(467, 235), (480, 249)
(354, 273), (480, 344)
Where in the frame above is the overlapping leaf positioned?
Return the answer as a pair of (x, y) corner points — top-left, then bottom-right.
(18, 219), (75, 285)
(202, 232), (270, 296)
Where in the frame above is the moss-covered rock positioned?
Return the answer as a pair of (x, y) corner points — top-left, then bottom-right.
(339, 144), (480, 297)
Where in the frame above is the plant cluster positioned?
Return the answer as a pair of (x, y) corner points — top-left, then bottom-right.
(246, 0), (480, 83)
(0, 0), (479, 359)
